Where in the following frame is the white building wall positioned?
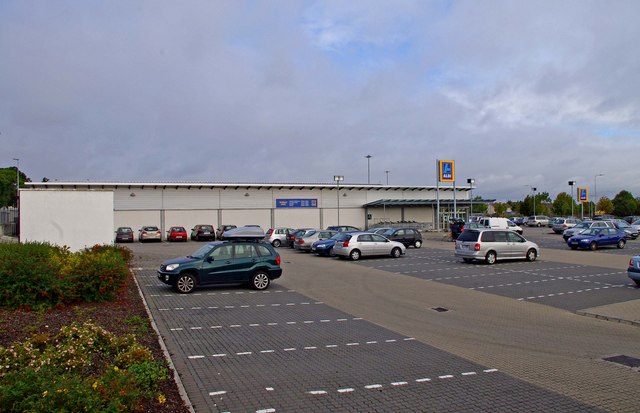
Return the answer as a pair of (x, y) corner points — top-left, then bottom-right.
(20, 189), (113, 251)
(164, 210), (219, 237)
(221, 209), (271, 229)
(273, 209), (320, 229)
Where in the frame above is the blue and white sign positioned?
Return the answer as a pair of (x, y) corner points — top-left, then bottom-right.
(276, 198), (318, 208)
(438, 159), (455, 182)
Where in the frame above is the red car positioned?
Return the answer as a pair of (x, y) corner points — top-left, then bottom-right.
(167, 226), (188, 242)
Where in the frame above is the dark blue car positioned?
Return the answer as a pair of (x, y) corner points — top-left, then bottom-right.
(311, 238), (336, 256)
(566, 227), (626, 250)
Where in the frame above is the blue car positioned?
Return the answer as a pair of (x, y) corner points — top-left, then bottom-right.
(311, 239), (336, 256)
(626, 256), (640, 287)
(566, 227), (626, 250)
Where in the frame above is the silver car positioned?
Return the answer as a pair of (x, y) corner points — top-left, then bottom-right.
(293, 229), (338, 251)
(552, 218), (580, 234)
(562, 220), (614, 241)
(333, 231), (406, 261)
(264, 227), (295, 247)
(139, 226), (162, 242)
(454, 229), (539, 265)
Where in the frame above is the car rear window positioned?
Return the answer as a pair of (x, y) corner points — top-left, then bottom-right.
(334, 233), (352, 242)
(457, 230), (479, 242)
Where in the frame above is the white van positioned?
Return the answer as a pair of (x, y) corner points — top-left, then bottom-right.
(480, 217), (523, 234)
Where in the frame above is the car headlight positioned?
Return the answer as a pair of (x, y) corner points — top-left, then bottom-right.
(165, 263), (180, 271)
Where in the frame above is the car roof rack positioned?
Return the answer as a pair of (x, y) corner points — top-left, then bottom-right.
(219, 226), (265, 242)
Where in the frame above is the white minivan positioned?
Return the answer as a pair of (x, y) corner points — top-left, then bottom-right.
(480, 217), (524, 234)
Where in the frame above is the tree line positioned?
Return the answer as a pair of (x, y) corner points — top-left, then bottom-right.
(490, 190), (640, 218)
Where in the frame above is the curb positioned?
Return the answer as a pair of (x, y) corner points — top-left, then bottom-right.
(575, 311), (640, 328)
(131, 269), (196, 413)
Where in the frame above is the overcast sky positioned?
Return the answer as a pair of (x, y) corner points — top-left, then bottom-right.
(1, 0), (639, 201)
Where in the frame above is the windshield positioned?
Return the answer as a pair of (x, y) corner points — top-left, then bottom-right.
(190, 243), (216, 259)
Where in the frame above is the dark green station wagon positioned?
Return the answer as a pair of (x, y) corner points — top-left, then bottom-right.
(157, 230), (282, 293)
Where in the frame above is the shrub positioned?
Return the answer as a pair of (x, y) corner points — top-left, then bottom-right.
(0, 242), (130, 310)
(0, 322), (167, 412)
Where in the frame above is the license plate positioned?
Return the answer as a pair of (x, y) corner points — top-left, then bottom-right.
(204, 231), (210, 235)
(176, 236), (183, 239)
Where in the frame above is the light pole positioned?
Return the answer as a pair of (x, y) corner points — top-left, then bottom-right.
(594, 174), (604, 216)
(385, 170), (390, 185)
(365, 155), (372, 184)
(532, 187), (537, 217)
(334, 175), (344, 225)
(568, 181), (576, 217)
(13, 158), (19, 208)
(467, 178), (475, 220)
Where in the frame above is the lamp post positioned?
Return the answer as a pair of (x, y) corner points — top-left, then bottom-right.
(594, 174), (604, 217)
(385, 170), (390, 185)
(467, 178), (475, 220)
(365, 155), (372, 184)
(568, 181), (576, 218)
(532, 187), (537, 217)
(12, 158), (19, 208)
(334, 175), (344, 225)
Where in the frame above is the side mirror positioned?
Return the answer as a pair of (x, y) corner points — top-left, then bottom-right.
(206, 256), (214, 263)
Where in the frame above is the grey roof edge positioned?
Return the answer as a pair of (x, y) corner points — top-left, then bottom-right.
(364, 198), (495, 207)
(25, 181), (473, 191)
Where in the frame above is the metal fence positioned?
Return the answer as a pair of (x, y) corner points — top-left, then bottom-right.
(0, 207), (18, 236)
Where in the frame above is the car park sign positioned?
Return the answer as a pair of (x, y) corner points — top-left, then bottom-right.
(276, 198), (318, 208)
(578, 188), (589, 203)
(438, 160), (455, 182)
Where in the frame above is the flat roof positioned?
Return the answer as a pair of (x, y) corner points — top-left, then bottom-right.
(364, 198), (495, 207)
(26, 181), (472, 192)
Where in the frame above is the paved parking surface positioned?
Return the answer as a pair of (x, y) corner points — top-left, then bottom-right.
(131, 243), (612, 412)
(356, 248), (638, 311)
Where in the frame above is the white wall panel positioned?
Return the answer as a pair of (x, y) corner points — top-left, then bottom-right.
(322, 208), (365, 229)
(273, 209), (320, 229)
(220, 189), (272, 208)
(21, 190), (113, 251)
(220, 209), (271, 229)
(115, 189), (162, 210)
(164, 210), (219, 236)
(162, 188), (220, 209)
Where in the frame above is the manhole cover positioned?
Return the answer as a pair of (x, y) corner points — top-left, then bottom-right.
(431, 307), (449, 312)
(603, 355), (640, 369)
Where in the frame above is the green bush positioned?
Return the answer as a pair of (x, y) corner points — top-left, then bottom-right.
(0, 243), (131, 310)
(0, 322), (167, 412)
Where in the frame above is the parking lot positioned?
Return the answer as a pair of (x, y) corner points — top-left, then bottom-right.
(130, 236), (640, 412)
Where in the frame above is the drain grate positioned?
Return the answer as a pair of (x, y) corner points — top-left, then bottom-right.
(603, 355), (640, 369)
(431, 307), (449, 313)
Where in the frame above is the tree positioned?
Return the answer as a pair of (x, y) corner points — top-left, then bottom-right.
(493, 202), (508, 217)
(0, 167), (28, 207)
(612, 190), (636, 217)
(470, 196), (488, 214)
(552, 192), (575, 216)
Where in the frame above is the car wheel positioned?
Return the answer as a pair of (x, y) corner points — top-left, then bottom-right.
(462, 258), (473, 263)
(174, 274), (196, 294)
(617, 239), (626, 249)
(634, 280), (640, 287)
(272, 239), (281, 248)
(391, 247), (402, 258)
(349, 249), (361, 261)
(590, 242), (598, 251)
(414, 240), (422, 248)
(525, 248), (537, 262)
(251, 271), (270, 290)
(536, 223), (541, 227)
(485, 251), (497, 265)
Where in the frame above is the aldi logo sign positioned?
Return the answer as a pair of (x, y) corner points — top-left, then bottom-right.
(578, 188), (589, 203)
(438, 160), (455, 182)
(276, 198), (318, 208)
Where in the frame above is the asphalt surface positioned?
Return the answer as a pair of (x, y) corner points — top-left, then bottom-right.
(129, 235), (640, 412)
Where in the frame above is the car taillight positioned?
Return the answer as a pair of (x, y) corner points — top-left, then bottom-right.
(297, 239), (304, 243)
(343, 241), (349, 247)
(142, 231), (147, 235)
(630, 259), (634, 266)
(474, 243), (481, 251)
(276, 255), (281, 266)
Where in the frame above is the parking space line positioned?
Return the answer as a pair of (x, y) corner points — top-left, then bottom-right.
(168, 317), (363, 332)
(188, 337), (416, 360)
(156, 301), (325, 311)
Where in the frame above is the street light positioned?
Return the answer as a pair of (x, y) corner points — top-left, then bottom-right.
(467, 178), (475, 220)
(12, 158), (19, 207)
(334, 175), (344, 225)
(365, 155), (372, 184)
(568, 181), (576, 217)
(532, 187), (537, 216)
(385, 170), (390, 185)
(594, 174), (604, 216)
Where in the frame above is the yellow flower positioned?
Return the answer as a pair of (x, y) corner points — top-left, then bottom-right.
(42, 390), (48, 398)
(158, 394), (166, 405)
(92, 381), (99, 389)
(113, 366), (119, 372)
